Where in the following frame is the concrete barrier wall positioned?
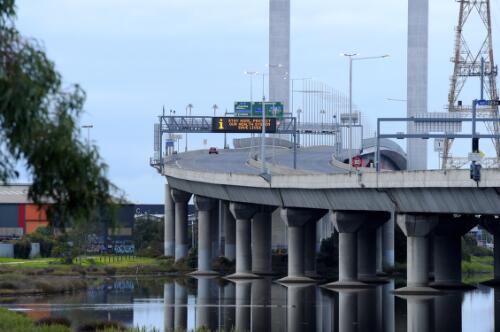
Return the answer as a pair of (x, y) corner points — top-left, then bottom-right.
(0, 243), (14, 258)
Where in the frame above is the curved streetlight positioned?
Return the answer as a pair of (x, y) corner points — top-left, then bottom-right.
(341, 53), (390, 170)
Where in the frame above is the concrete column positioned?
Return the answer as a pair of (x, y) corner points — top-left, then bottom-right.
(195, 277), (213, 330)
(269, 0), (290, 112)
(327, 211), (389, 288)
(222, 282), (235, 331)
(278, 208), (327, 283)
(210, 204), (220, 259)
(338, 291), (358, 332)
(431, 215), (477, 289)
(304, 220), (319, 278)
(433, 292), (462, 332)
(163, 282), (174, 332)
(252, 206), (276, 275)
(395, 214), (439, 294)
(286, 285), (307, 332)
(358, 288), (381, 332)
(235, 281), (251, 332)
(228, 202), (259, 279)
(192, 195), (217, 275)
(171, 189), (192, 261)
(382, 214), (395, 269)
(405, 297), (433, 332)
(223, 201), (236, 260)
(357, 216), (390, 283)
(164, 183), (175, 257)
(376, 227), (383, 274)
(251, 278), (271, 332)
(407, 0), (429, 170)
(174, 281), (187, 330)
(480, 216), (500, 285)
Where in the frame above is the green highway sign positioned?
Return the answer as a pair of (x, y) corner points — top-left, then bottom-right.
(234, 101), (284, 118)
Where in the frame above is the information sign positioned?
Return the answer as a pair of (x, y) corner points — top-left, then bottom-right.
(234, 101), (284, 118)
(211, 117), (277, 133)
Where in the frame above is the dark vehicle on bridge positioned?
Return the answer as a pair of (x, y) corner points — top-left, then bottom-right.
(208, 147), (218, 154)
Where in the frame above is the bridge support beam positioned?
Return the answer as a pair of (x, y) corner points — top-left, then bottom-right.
(222, 202), (236, 260)
(431, 215), (477, 289)
(394, 214), (439, 294)
(164, 183), (175, 257)
(227, 202), (259, 279)
(382, 213), (395, 269)
(191, 195), (217, 275)
(358, 215), (391, 283)
(480, 216), (500, 285)
(278, 208), (327, 283)
(171, 189), (192, 262)
(252, 206), (276, 275)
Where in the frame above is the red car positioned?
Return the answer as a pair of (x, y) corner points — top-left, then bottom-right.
(208, 147), (218, 154)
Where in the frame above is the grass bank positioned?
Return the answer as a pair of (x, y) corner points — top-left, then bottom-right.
(0, 273), (87, 298)
(462, 255), (493, 274)
(0, 256), (178, 277)
(0, 307), (219, 332)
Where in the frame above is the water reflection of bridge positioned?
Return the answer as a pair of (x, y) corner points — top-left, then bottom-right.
(163, 277), (500, 332)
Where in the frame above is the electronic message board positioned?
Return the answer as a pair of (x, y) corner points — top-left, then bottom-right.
(212, 117), (277, 133)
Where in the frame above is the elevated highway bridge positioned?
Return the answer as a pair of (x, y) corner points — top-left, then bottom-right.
(153, 124), (500, 294)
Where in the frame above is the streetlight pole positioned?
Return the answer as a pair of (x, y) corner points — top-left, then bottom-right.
(82, 125), (93, 151)
(341, 53), (389, 170)
(213, 104), (218, 117)
(185, 104), (193, 152)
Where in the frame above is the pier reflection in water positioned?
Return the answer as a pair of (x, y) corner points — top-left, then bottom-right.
(2, 277), (499, 331)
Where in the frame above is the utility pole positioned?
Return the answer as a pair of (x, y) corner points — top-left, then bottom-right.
(443, 0), (499, 168)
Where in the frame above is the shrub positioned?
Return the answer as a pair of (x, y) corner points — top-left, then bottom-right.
(104, 266), (117, 276)
(27, 227), (55, 257)
(35, 317), (71, 327)
(186, 247), (197, 269)
(13, 238), (31, 259)
(77, 320), (126, 332)
(317, 233), (338, 268)
(212, 256), (234, 273)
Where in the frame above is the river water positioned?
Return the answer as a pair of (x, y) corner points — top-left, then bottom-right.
(2, 276), (498, 331)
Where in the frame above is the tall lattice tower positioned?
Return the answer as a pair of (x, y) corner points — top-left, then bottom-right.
(443, 0), (500, 168)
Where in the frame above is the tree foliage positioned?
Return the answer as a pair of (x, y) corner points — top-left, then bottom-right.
(0, 1), (114, 226)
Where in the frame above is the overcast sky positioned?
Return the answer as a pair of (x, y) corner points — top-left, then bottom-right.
(13, 0), (500, 203)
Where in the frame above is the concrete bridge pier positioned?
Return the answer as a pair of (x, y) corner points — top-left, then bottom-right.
(357, 213), (391, 283)
(192, 195), (217, 275)
(326, 211), (369, 288)
(174, 281), (188, 330)
(171, 189), (192, 261)
(480, 216), (500, 285)
(305, 220), (320, 278)
(163, 282), (174, 332)
(227, 202), (259, 279)
(431, 215), (477, 289)
(195, 277), (214, 330)
(252, 206), (276, 275)
(279, 208), (327, 283)
(395, 214), (439, 294)
(234, 280), (252, 332)
(403, 296), (433, 332)
(222, 202), (236, 261)
(164, 183), (175, 257)
(251, 278), (272, 332)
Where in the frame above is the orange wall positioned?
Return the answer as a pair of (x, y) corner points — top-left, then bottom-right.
(25, 204), (48, 221)
(25, 221), (49, 234)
